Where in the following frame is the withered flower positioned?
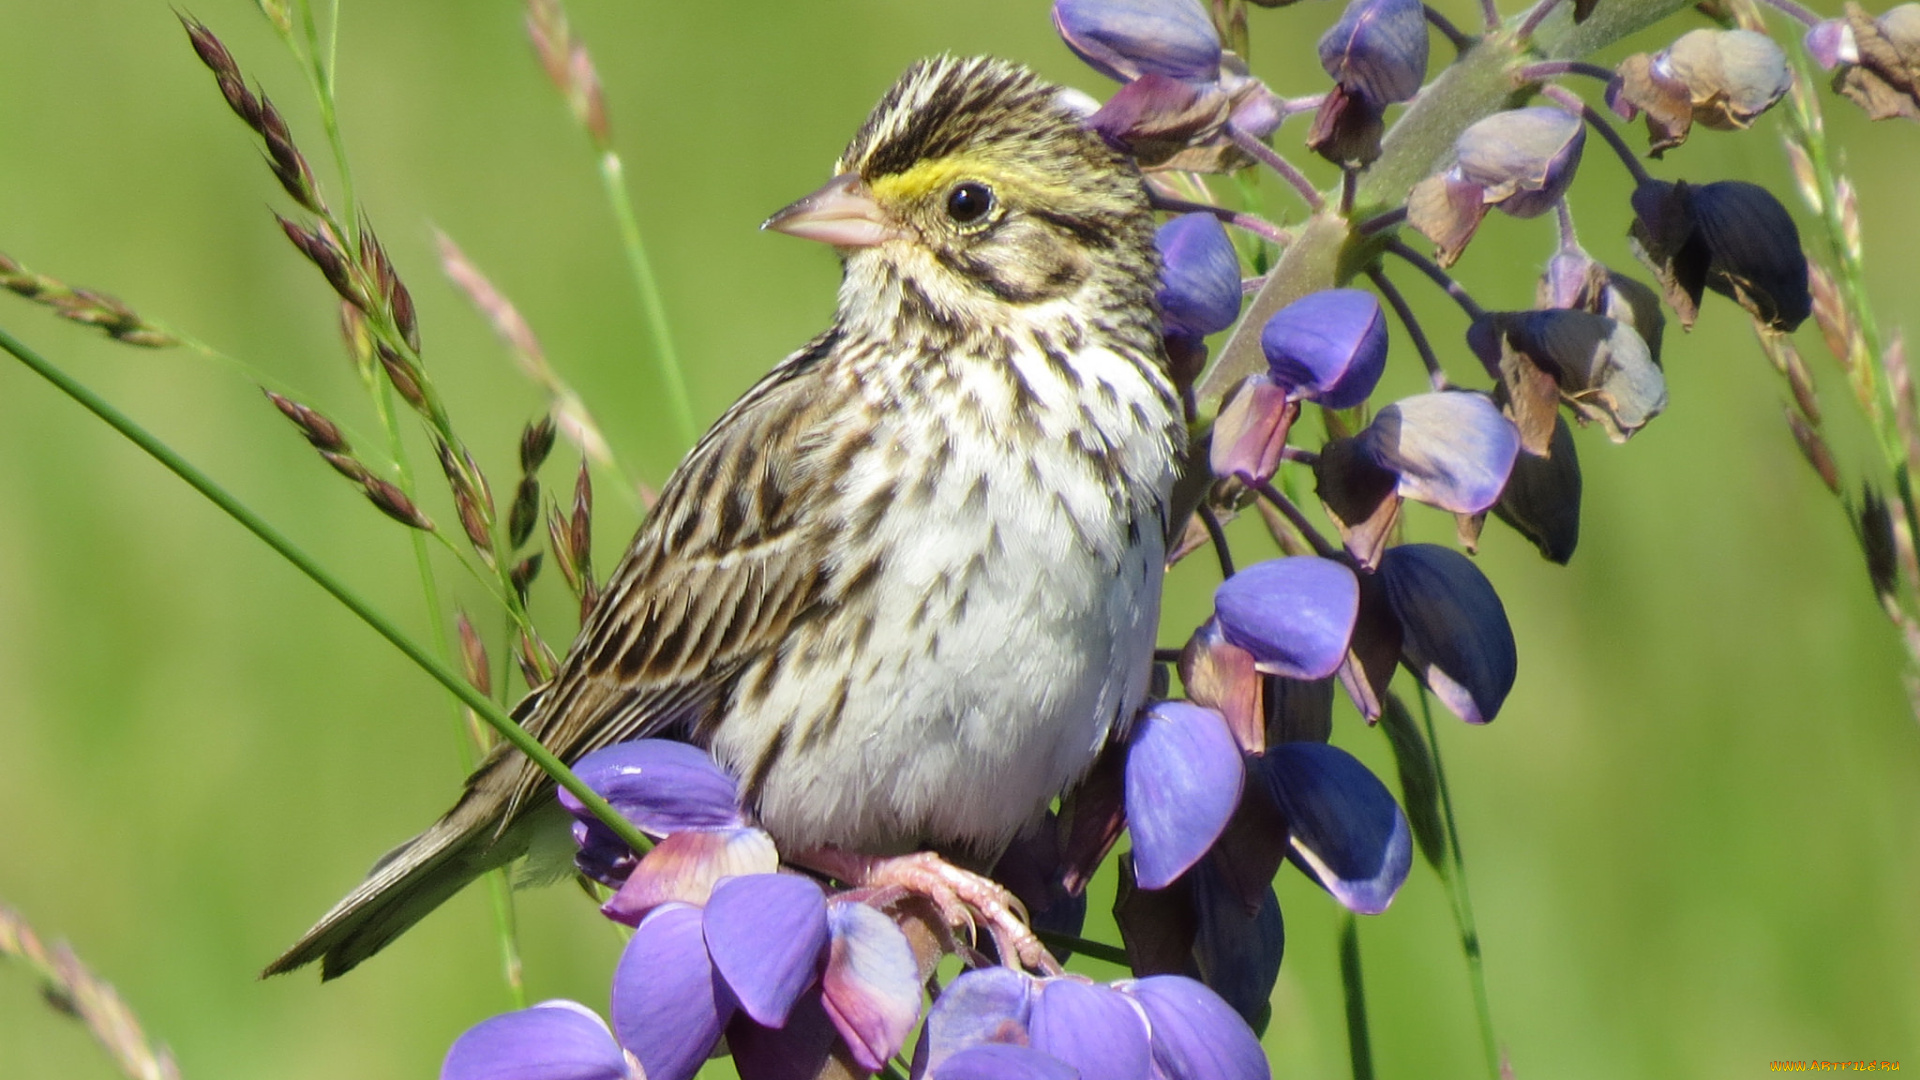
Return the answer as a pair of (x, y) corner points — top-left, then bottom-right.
(1628, 178), (1812, 332)
(1469, 308), (1667, 448)
(1611, 29), (1790, 155)
(1833, 2), (1920, 122)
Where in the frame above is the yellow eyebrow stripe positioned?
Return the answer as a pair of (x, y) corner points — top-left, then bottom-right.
(868, 153), (1075, 207)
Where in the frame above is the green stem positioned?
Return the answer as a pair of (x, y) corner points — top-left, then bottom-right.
(1339, 913), (1376, 1080)
(296, 0), (357, 247)
(485, 870), (527, 1009)
(1032, 928), (1132, 967)
(598, 150), (697, 449)
(0, 323), (654, 858)
(1416, 687), (1500, 1080)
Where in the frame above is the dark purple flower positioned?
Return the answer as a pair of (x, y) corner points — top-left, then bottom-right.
(1538, 248), (1667, 366)
(1493, 412), (1582, 565)
(1126, 701), (1245, 889)
(1354, 392), (1521, 515)
(1189, 858), (1284, 1025)
(441, 1000), (632, 1080)
(1157, 213), (1242, 340)
(610, 904), (734, 1080)
(1260, 289), (1389, 410)
(1213, 556), (1361, 680)
(1118, 976), (1271, 1080)
(1629, 178), (1811, 332)
(1318, 0), (1429, 107)
(1087, 74), (1233, 167)
(1030, 979), (1153, 1080)
(1053, 0), (1222, 83)
(703, 873), (829, 1028)
(728, 990), (841, 1080)
(1253, 742), (1412, 914)
(1377, 544), (1517, 724)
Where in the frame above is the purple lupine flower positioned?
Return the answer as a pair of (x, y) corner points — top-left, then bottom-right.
(1408, 107), (1585, 265)
(1125, 701), (1245, 889)
(1492, 412), (1583, 565)
(1030, 979), (1154, 1080)
(1188, 858), (1285, 1024)
(441, 1000), (634, 1080)
(1804, 17), (1857, 70)
(1215, 556), (1362, 680)
(1052, 0), (1221, 83)
(1377, 543), (1518, 724)
(1354, 391), (1521, 515)
(914, 966), (1034, 1076)
(1629, 178), (1811, 332)
(821, 899), (927, 1070)
(1086, 73), (1234, 166)
(1539, 247), (1667, 366)
(703, 873), (830, 1027)
(1157, 213), (1242, 342)
(1251, 741), (1412, 914)
(610, 904), (734, 1080)
(1119, 975), (1271, 1080)
(1318, 0), (1428, 107)
(1260, 289), (1389, 410)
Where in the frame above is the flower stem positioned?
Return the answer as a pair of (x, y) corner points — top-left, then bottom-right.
(1032, 929), (1132, 967)
(1415, 686), (1501, 1080)
(598, 150), (697, 450)
(1339, 913), (1376, 1080)
(1516, 0), (1565, 39)
(1368, 265), (1451, 390)
(1425, 5), (1477, 52)
(1755, 0), (1822, 26)
(293, 0), (357, 249)
(1383, 238), (1488, 320)
(1516, 59), (1618, 84)
(1149, 190), (1294, 248)
(0, 323), (655, 858)
(1198, 503), (1238, 579)
(1540, 84), (1652, 186)
(1226, 124), (1325, 210)
(1251, 478), (1344, 559)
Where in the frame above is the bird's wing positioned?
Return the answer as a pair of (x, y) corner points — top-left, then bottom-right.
(500, 326), (859, 814)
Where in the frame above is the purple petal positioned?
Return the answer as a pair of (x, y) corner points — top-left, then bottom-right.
(1190, 861), (1285, 1025)
(1318, 0), (1429, 106)
(560, 740), (744, 836)
(933, 1045), (1080, 1080)
(823, 901), (923, 1070)
(601, 827), (778, 926)
(1156, 213), (1242, 339)
(1213, 557), (1361, 680)
(442, 1000), (629, 1080)
(1357, 392), (1520, 514)
(1120, 975), (1269, 1080)
(1209, 375), (1294, 487)
(1125, 702), (1245, 890)
(1030, 980), (1152, 1080)
(1257, 742), (1411, 914)
(1804, 18), (1856, 70)
(916, 966), (1036, 1074)
(1377, 543), (1517, 723)
(610, 905), (732, 1080)
(1260, 289), (1388, 410)
(703, 874), (829, 1027)
(1053, 0), (1222, 83)
(727, 989), (837, 1080)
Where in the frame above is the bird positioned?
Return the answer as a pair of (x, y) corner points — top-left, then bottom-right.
(266, 54), (1185, 980)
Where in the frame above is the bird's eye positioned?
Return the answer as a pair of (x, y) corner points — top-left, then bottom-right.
(945, 182), (995, 225)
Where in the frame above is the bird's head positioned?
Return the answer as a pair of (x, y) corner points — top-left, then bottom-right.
(764, 56), (1158, 336)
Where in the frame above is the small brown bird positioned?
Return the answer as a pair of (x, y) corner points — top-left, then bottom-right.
(268, 54), (1183, 979)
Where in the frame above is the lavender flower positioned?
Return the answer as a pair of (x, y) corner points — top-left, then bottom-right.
(1260, 289), (1389, 409)
(1318, 0), (1428, 107)
(1125, 701), (1245, 888)
(1052, 0), (1221, 83)
(1214, 556), (1362, 680)
(1157, 213), (1244, 343)
(1408, 107), (1586, 265)
(441, 1000), (634, 1080)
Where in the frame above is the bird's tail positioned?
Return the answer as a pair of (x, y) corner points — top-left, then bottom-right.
(262, 751), (548, 981)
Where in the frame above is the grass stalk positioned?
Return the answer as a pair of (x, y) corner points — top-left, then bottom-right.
(597, 149), (697, 449)
(1416, 687), (1501, 1080)
(1339, 913), (1375, 1080)
(0, 322), (655, 859)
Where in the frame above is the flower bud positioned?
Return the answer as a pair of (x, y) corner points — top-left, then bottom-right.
(1491, 412), (1582, 564)
(1214, 556), (1361, 680)
(1612, 29), (1790, 154)
(1125, 702), (1243, 890)
(1250, 741), (1411, 913)
(1305, 83), (1386, 167)
(1210, 374), (1295, 486)
(1088, 74), (1233, 166)
(1835, 2), (1920, 122)
(1260, 288), (1389, 409)
(1805, 17), (1859, 70)
(1156, 213), (1242, 339)
(1629, 178), (1812, 332)
(1053, 0), (1222, 83)
(1408, 107), (1585, 265)
(1318, 0), (1429, 107)
(1377, 543), (1516, 724)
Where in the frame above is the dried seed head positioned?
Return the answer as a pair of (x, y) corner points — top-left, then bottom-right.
(1860, 485), (1900, 600)
(547, 500), (583, 596)
(278, 214), (365, 310)
(509, 477), (541, 551)
(255, 0), (294, 35)
(0, 251), (178, 347)
(571, 458), (594, 576)
(360, 227), (420, 352)
(319, 450), (370, 483)
(363, 477), (435, 531)
(525, 0), (613, 147)
(515, 627), (557, 686)
(511, 552), (543, 601)
(263, 389), (349, 452)
(1785, 409), (1841, 494)
(520, 415), (558, 474)
(339, 301), (376, 374)
(375, 342), (429, 414)
(255, 95), (325, 214)
(456, 611), (492, 697)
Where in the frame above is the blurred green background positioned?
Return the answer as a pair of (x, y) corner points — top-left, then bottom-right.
(0, 1), (1915, 1077)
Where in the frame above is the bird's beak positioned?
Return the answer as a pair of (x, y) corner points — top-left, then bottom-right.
(762, 173), (899, 248)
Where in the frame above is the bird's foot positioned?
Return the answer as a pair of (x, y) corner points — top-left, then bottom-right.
(790, 847), (1060, 975)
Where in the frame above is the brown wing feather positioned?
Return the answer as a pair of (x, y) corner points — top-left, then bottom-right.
(498, 327), (854, 817)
